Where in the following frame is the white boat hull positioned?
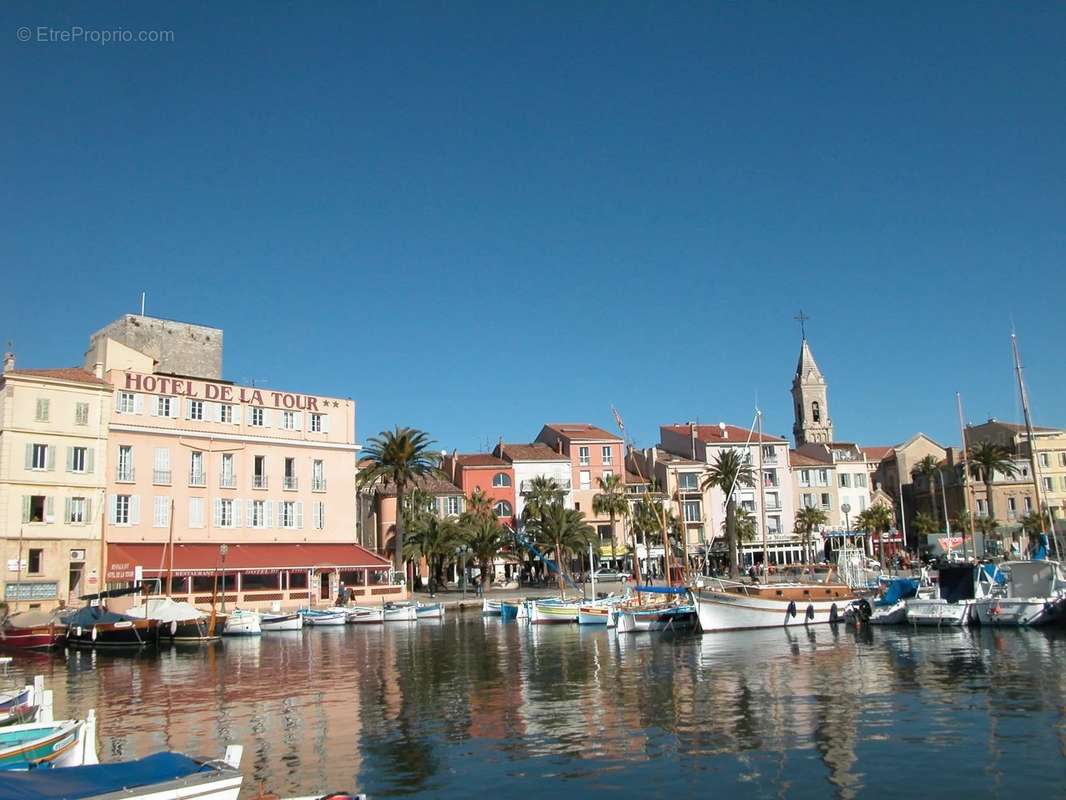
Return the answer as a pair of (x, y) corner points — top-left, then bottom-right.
(529, 601), (579, 624)
(695, 587), (849, 633)
(415, 603), (444, 619)
(303, 611), (347, 626)
(260, 613), (303, 632)
(616, 607), (698, 633)
(868, 601), (908, 625)
(222, 611), (261, 636)
(973, 597), (1064, 627)
(347, 607), (384, 624)
(905, 599), (973, 626)
(482, 599), (503, 616)
(383, 605), (417, 622)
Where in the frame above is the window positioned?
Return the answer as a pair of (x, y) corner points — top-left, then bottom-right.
(491, 472), (511, 488)
(494, 500), (513, 518)
(762, 445), (776, 462)
(189, 451), (205, 486)
(821, 493), (832, 510)
(115, 495), (131, 525)
(220, 454), (235, 488)
(156, 396), (174, 417)
(28, 549), (43, 575)
(75, 402), (89, 425)
(281, 410), (295, 430)
(219, 403), (234, 424)
(855, 473), (867, 488)
(70, 446), (87, 473)
(683, 500), (701, 522)
(839, 473), (851, 488)
(118, 392), (136, 414)
(31, 443), (48, 470)
(313, 501), (325, 530)
(310, 413), (324, 432)
(765, 491), (780, 510)
(602, 469), (613, 481)
(1039, 453), (1050, 468)
(768, 516), (782, 535)
(602, 446), (613, 465)
(250, 499), (270, 528)
(1007, 497), (1017, 517)
(799, 470), (811, 487)
(740, 499), (755, 512)
(214, 498), (238, 528)
(117, 445), (134, 481)
(597, 524), (612, 543)
(154, 496), (171, 528)
(284, 458), (297, 490)
(251, 407), (265, 427)
(812, 401), (821, 423)
(1060, 452), (1066, 468)
(1024, 496), (1033, 512)
(189, 497), (205, 528)
(816, 469), (829, 487)
(35, 398), (50, 422)
(27, 495), (46, 522)
(254, 455), (268, 488)
(763, 469), (779, 488)
(977, 499), (988, 516)
(802, 493), (814, 509)
(153, 447), (171, 484)
(187, 400), (204, 421)
(280, 501), (301, 528)
(68, 497), (88, 524)
(678, 472), (699, 491)
(580, 470), (591, 490)
(1042, 477), (1053, 492)
(579, 446), (590, 465)
(312, 460), (326, 491)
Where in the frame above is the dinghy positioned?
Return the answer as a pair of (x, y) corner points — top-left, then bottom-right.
(261, 612), (303, 632)
(0, 745), (242, 800)
(481, 599), (503, 616)
(0, 710), (98, 770)
(415, 602), (444, 620)
(223, 609), (261, 636)
(300, 609), (347, 626)
(383, 603), (417, 622)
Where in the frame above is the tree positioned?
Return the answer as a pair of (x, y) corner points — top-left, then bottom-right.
(857, 504), (895, 564)
(521, 476), (565, 528)
(593, 473), (629, 565)
(527, 502), (595, 594)
(912, 512), (939, 535)
(967, 442), (1018, 526)
(1020, 511), (1044, 537)
(403, 516), (463, 594)
(975, 514), (1000, 555)
(402, 488), (436, 533)
(911, 455), (943, 526)
(464, 488), (494, 522)
(952, 509), (975, 559)
(730, 507), (758, 543)
(701, 449), (754, 577)
(463, 516), (510, 592)
(794, 506), (828, 564)
(357, 427), (441, 587)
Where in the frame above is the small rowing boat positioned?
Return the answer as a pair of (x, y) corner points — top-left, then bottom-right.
(481, 599), (503, 616)
(261, 612), (303, 632)
(0, 710), (97, 770)
(300, 609), (347, 627)
(383, 603), (417, 622)
(0, 611), (67, 651)
(415, 602), (444, 620)
(223, 609), (262, 636)
(528, 599), (581, 624)
(347, 607), (384, 624)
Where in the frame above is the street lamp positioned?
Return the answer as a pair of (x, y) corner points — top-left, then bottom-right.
(841, 503), (852, 561)
(455, 545), (470, 600)
(219, 544), (229, 612)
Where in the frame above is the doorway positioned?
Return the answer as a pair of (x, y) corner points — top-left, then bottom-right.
(68, 565), (84, 602)
(320, 572), (331, 600)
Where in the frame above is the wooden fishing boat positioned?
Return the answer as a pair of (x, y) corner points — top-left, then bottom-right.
(577, 605), (610, 625)
(223, 609), (261, 636)
(0, 744), (242, 800)
(346, 606), (384, 624)
(415, 602), (444, 620)
(481, 599), (503, 616)
(499, 600), (521, 621)
(127, 597), (225, 642)
(695, 578), (855, 633)
(0, 709), (97, 770)
(383, 603), (417, 622)
(0, 611), (67, 651)
(300, 609), (348, 626)
(64, 607), (159, 648)
(261, 612), (303, 631)
(616, 603), (698, 633)
(528, 599), (581, 624)
(0, 687), (32, 713)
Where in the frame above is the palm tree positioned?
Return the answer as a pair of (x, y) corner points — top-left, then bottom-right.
(402, 487), (436, 533)
(857, 504), (895, 564)
(357, 427), (441, 586)
(911, 455), (943, 526)
(403, 515), (463, 594)
(463, 516), (509, 592)
(967, 442), (1018, 526)
(701, 449), (754, 577)
(593, 473), (629, 565)
(794, 506), (828, 565)
(521, 476), (565, 528)
(1020, 511), (1044, 537)
(731, 507), (758, 544)
(527, 502), (595, 594)
(464, 487), (494, 522)
(975, 514), (1000, 555)
(912, 512), (939, 535)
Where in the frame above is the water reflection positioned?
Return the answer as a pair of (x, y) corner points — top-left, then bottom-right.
(3, 620), (1064, 798)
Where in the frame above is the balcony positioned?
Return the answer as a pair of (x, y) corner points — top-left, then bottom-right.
(219, 474), (237, 489)
(116, 467), (135, 483)
(153, 469), (172, 485)
(764, 501), (782, 512)
(253, 474), (268, 489)
(283, 476), (299, 491)
(189, 471), (206, 488)
(312, 477), (327, 492)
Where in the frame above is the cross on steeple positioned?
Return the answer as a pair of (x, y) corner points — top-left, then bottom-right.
(794, 310), (810, 340)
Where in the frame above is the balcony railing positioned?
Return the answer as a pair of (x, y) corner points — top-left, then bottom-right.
(312, 477), (327, 492)
(153, 469), (172, 485)
(189, 471), (206, 487)
(521, 479), (572, 493)
(116, 467), (135, 482)
(253, 474), (268, 489)
(764, 501), (782, 512)
(283, 476), (298, 491)
(219, 474), (236, 489)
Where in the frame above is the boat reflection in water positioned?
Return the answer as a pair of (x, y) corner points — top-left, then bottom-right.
(11, 612), (1065, 798)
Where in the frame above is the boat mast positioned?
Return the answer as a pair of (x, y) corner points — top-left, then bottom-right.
(673, 466), (689, 584)
(1011, 332), (1060, 559)
(757, 408), (769, 573)
(14, 525), (24, 612)
(956, 393), (978, 559)
(166, 498), (176, 597)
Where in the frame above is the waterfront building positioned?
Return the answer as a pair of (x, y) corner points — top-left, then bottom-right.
(442, 451), (516, 529)
(627, 447), (713, 565)
(534, 424), (625, 558)
(86, 315), (399, 609)
(493, 442), (573, 524)
(0, 354), (112, 610)
(660, 422), (799, 566)
(867, 433), (946, 546)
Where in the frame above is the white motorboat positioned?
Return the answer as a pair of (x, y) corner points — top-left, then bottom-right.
(415, 602), (444, 619)
(347, 606), (384, 624)
(973, 560), (1066, 627)
(260, 612), (303, 632)
(906, 564), (988, 627)
(383, 603), (417, 622)
(0, 745), (242, 800)
(694, 578), (856, 633)
(300, 609), (348, 626)
(222, 609), (261, 636)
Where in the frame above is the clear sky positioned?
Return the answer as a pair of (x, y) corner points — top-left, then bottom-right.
(3, 3), (1065, 453)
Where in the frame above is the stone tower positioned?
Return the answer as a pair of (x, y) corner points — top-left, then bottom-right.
(792, 336), (833, 445)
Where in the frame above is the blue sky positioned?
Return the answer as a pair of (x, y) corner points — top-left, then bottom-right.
(3, 3), (1064, 453)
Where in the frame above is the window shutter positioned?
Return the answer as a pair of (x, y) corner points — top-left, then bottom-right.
(115, 391), (124, 413)
(232, 405), (241, 425)
(85, 497), (93, 522)
(321, 414), (330, 433)
(24, 443), (33, 469)
(170, 399), (181, 419)
(46, 446), (55, 471)
(293, 412), (302, 430)
(261, 409), (272, 427)
(265, 501), (273, 528)
(134, 394), (144, 414)
(108, 495), (118, 524)
(65, 497), (73, 524)
(66, 447), (75, 473)
(22, 496), (31, 524)
(233, 500), (242, 528)
(213, 498), (222, 527)
(150, 397), (159, 416)
(295, 501), (304, 529)
(210, 402), (221, 422)
(246, 500), (255, 528)
(130, 495), (141, 525)
(86, 448), (95, 474)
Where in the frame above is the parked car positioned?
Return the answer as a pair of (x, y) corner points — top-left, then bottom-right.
(586, 568), (627, 583)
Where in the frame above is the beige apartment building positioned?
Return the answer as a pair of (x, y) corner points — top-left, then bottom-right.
(0, 355), (112, 610)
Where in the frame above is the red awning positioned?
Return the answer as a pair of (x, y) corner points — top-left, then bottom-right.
(106, 542), (390, 580)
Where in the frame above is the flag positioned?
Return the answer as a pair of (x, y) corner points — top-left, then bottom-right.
(611, 405), (625, 432)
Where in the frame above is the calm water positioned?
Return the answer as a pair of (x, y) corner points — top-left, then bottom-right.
(6, 617), (1066, 798)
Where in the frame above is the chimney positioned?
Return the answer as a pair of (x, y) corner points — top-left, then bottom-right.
(719, 421), (728, 440)
(2, 351), (14, 374)
(93, 361), (104, 379)
(450, 449), (457, 483)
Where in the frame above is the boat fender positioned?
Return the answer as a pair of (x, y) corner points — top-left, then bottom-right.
(75, 627), (82, 638)
(857, 599), (872, 621)
(91, 626), (98, 642)
(170, 620), (178, 636)
(787, 601), (797, 618)
(829, 603), (838, 623)
(805, 604), (815, 623)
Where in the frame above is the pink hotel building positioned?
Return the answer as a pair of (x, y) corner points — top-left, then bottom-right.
(86, 315), (401, 610)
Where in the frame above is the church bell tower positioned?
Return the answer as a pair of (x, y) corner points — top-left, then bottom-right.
(792, 325), (833, 446)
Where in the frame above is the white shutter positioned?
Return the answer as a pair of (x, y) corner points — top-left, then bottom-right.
(86, 448), (95, 474)
(150, 397), (159, 416)
(213, 498), (222, 527)
(153, 496), (166, 527)
(232, 405), (241, 425)
(154, 448), (170, 471)
(46, 446), (56, 471)
(233, 500), (242, 528)
(265, 501), (273, 528)
(189, 498), (203, 529)
(246, 500), (255, 528)
(45, 496), (55, 522)
(130, 495), (141, 525)
(295, 501), (304, 529)
(321, 414), (330, 433)
(109, 494), (118, 524)
(169, 398), (181, 419)
(66, 447), (75, 472)
(210, 402), (221, 422)
(261, 409), (272, 427)
(293, 412), (302, 431)
(114, 391), (124, 414)
(65, 497), (73, 523)
(24, 444), (33, 469)
(134, 394), (144, 414)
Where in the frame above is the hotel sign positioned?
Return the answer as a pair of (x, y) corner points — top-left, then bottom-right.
(123, 372), (325, 412)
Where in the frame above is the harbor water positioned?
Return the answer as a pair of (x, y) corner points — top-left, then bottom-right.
(7, 616), (1066, 798)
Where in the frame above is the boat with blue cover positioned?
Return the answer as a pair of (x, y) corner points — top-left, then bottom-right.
(63, 606), (159, 648)
(0, 745), (243, 800)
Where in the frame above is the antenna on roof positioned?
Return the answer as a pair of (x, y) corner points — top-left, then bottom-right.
(140, 291), (146, 317)
(243, 377), (270, 387)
